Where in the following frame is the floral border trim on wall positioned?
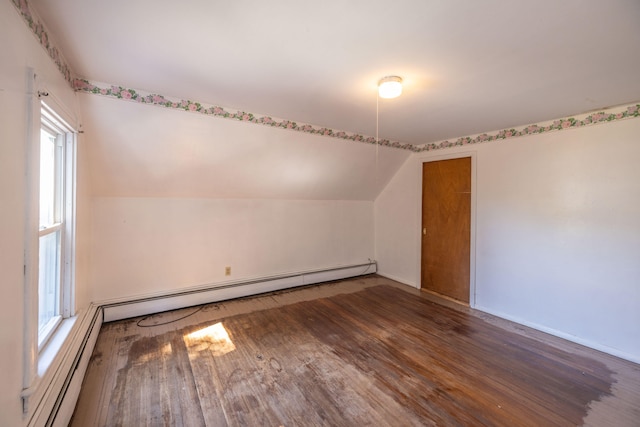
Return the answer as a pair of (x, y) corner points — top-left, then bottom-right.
(12, 0), (640, 154)
(72, 79), (416, 151)
(414, 104), (640, 152)
(74, 76), (640, 154)
(11, 0), (73, 84)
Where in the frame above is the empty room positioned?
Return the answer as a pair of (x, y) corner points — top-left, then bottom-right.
(1, 0), (639, 425)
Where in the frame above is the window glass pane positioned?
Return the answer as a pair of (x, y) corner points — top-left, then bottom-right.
(40, 128), (56, 228)
(38, 231), (61, 333)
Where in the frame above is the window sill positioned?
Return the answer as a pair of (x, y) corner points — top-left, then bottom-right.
(38, 316), (77, 377)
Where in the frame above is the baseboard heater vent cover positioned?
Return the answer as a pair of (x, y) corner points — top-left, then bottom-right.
(101, 262), (376, 322)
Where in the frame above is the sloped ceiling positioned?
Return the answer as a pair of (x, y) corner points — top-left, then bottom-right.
(20, 0), (640, 199)
(81, 94), (410, 199)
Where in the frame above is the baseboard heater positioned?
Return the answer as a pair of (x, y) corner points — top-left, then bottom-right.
(26, 304), (103, 427)
(101, 261), (377, 322)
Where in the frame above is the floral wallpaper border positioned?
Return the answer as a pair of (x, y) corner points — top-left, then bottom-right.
(414, 104), (640, 153)
(11, 0), (74, 84)
(74, 77), (640, 154)
(12, 0), (640, 154)
(72, 79), (415, 151)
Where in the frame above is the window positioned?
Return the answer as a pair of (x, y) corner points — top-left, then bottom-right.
(21, 75), (79, 416)
(37, 102), (76, 349)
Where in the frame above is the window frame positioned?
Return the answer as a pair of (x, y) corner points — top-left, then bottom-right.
(36, 102), (77, 351)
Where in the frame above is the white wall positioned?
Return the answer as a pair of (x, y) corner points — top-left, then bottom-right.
(375, 117), (640, 362)
(374, 154), (418, 285)
(90, 198), (373, 302)
(0, 1), (89, 424)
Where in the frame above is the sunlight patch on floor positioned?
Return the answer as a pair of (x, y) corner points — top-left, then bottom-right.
(185, 322), (236, 356)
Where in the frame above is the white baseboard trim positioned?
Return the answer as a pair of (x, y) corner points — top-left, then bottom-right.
(376, 271), (418, 289)
(100, 262), (377, 322)
(475, 304), (640, 365)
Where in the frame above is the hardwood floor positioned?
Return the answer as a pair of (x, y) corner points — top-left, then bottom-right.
(71, 275), (640, 426)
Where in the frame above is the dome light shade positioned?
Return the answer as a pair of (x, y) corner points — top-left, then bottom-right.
(378, 76), (403, 99)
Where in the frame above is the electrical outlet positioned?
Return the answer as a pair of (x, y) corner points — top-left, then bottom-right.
(225, 266), (231, 276)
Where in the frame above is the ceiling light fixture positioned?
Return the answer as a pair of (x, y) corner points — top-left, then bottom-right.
(378, 76), (403, 99)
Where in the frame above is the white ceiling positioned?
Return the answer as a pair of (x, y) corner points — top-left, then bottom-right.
(30, 0), (640, 146)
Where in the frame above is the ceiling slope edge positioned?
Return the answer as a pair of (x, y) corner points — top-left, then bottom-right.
(11, 0), (74, 85)
(12, 0), (640, 156)
(414, 103), (640, 153)
(72, 78), (415, 152)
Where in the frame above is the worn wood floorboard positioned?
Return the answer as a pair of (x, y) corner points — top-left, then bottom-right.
(71, 275), (640, 426)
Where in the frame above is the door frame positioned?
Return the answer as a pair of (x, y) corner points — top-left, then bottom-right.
(415, 151), (477, 307)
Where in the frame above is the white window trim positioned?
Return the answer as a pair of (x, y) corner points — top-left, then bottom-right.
(22, 69), (79, 417)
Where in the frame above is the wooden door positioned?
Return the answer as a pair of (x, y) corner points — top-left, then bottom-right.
(421, 157), (471, 303)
